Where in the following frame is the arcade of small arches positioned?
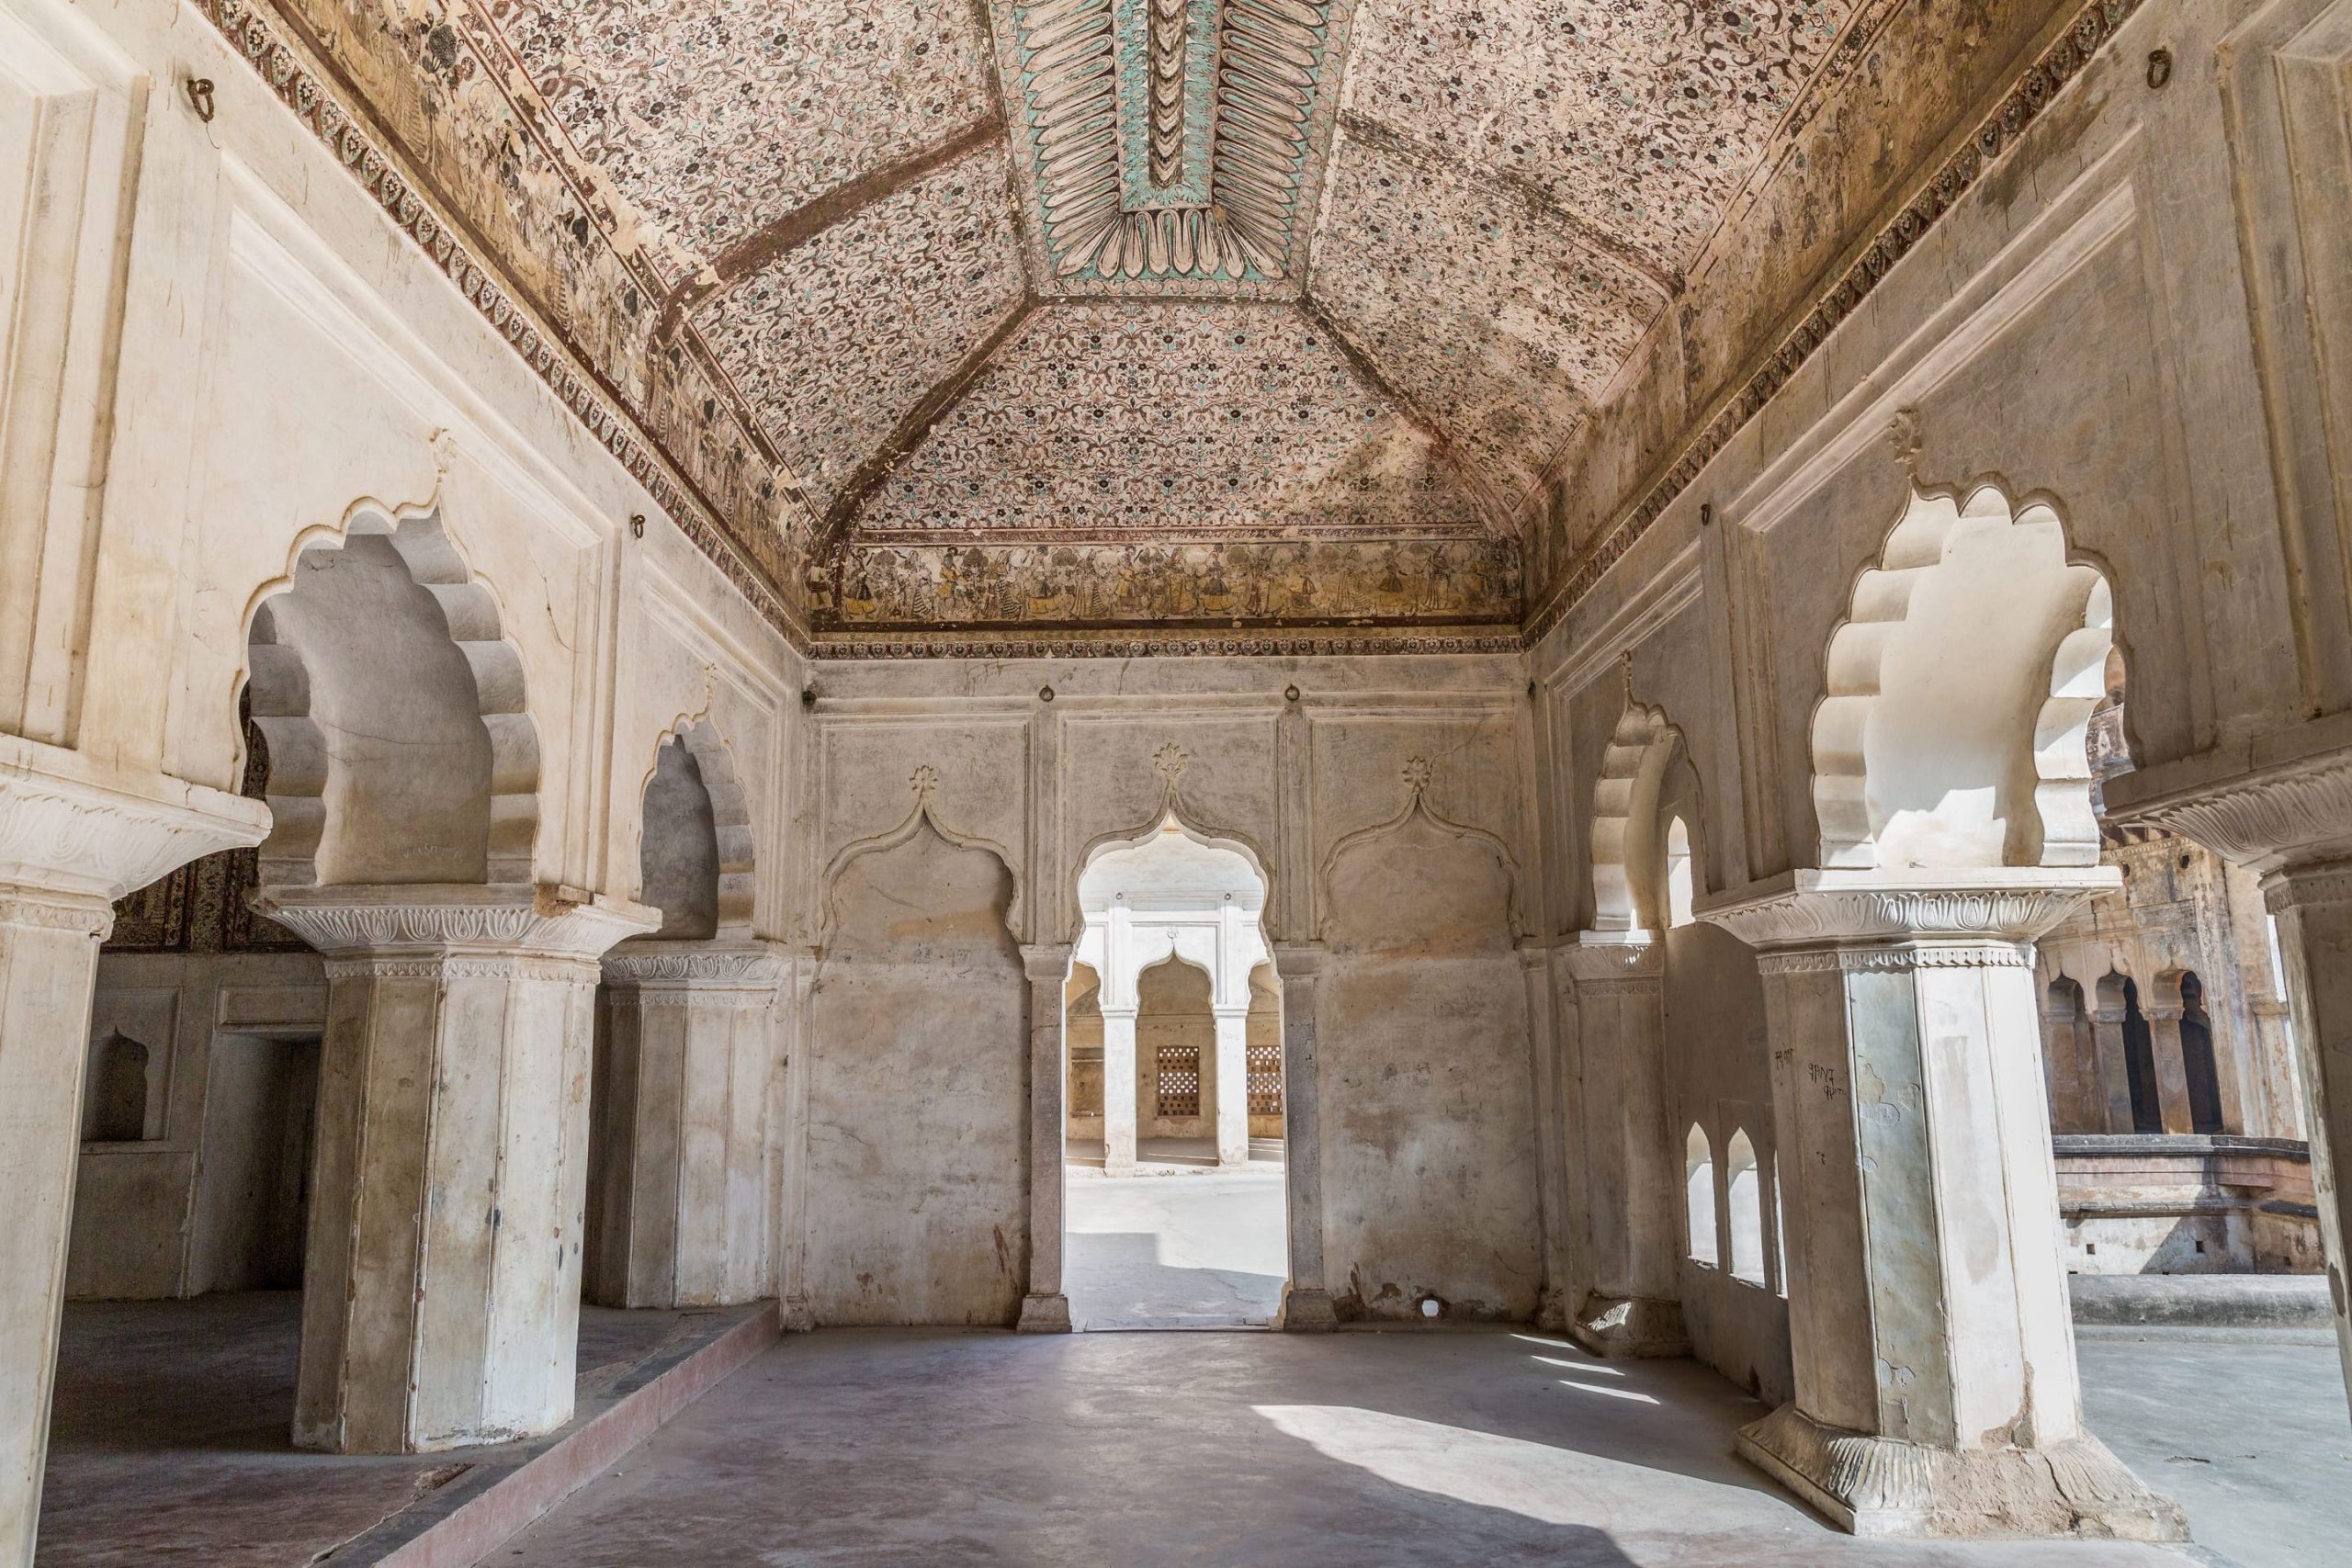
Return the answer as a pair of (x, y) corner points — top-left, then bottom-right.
(6, 2), (2351, 1563)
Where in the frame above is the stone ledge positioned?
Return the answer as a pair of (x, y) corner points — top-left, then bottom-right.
(327, 1303), (781, 1567)
(2069, 1272), (2334, 1329)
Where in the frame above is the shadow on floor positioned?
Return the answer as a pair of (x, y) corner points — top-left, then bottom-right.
(486, 1327), (2189, 1568)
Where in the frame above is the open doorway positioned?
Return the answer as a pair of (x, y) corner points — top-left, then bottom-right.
(1063, 818), (1286, 1329)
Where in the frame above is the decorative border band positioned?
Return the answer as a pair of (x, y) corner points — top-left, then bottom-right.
(809, 629), (1524, 660)
(1523, 0), (2145, 646)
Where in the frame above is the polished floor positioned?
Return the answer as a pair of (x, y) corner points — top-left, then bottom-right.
(492, 1326), (2213, 1568)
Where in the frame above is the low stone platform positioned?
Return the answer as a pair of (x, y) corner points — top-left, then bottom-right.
(2070, 1271), (2333, 1328)
(36, 1292), (775, 1566)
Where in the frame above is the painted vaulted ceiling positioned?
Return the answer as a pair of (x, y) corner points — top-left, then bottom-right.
(220, 0), (1934, 648)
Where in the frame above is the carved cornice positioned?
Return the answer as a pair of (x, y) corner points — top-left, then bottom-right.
(254, 884), (659, 961)
(0, 738), (270, 904)
(324, 953), (601, 983)
(808, 629), (1524, 660)
(602, 937), (792, 991)
(1555, 931), (1663, 987)
(1752, 942), (2035, 976)
(1697, 869), (2117, 955)
(1525, 0), (2147, 645)
(2107, 743), (2352, 874)
(0, 890), (117, 940)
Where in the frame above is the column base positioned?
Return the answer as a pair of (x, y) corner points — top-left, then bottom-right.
(1016, 1293), (1071, 1334)
(1279, 1286), (1338, 1333)
(1736, 1404), (2186, 1540)
(780, 1296), (816, 1334)
(1533, 1288), (1568, 1334)
(1568, 1292), (1689, 1358)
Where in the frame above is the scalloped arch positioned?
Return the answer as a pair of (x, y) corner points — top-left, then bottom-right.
(1317, 759), (1523, 940)
(1589, 684), (1689, 935)
(243, 505), (541, 887)
(817, 770), (1023, 945)
(1810, 479), (2111, 871)
(632, 715), (758, 936)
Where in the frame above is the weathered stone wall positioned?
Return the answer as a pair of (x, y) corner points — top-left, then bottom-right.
(804, 825), (1027, 1325)
(1323, 815), (1539, 1320)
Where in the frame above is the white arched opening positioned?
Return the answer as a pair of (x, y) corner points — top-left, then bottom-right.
(1725, 1130), (1764, 1285)
(1664, 815), (1695, 928)
(1067, 812), (1283, 1330)
(1685, 1125), (1718, 1268)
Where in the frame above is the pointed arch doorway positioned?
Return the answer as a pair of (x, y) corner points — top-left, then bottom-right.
(1062, 817), (1289, 1330)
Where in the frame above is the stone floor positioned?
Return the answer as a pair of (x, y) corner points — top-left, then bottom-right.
(34, 1292), (747, 1567)
(1064, 1156), (1287, 1330)
(2077, 1325), (2350, 1568)
(493, 1326), (2212, 1568)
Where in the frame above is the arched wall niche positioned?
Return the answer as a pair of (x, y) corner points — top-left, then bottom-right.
(1318, 756), (1525, 944)
(240, 505), (540, 888)
(1317, 754), (1536, 1320)
(1589, 684), (1691, 935)
(1810, 479), (2117, 872)
(633, 716), (757, 940)
(805, 764), (1027, 1326)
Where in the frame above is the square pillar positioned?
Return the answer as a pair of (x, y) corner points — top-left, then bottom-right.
(255, 884), (655, 1454)
(2088, 997), (2138, 1133)
(587, 939), (786, 1308)
(1018, 943), (1073, 1332)
(1212, 1007), (1250, 1166)
(0, 739), (267, 1565)
(1272, 941), (1334, 1331)
(1704, 871), (2182, 1540)
(1100, 1006), (1139, 1174)
(1558, 933), (1687, 1357)
(2259, 862), (2352, 1402)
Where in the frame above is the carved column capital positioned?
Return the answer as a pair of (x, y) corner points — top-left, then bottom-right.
(1271, 939), (1326, 980)
(0, 736), (269, 902)
(2105, 739), (2352, 874)
(1556, 931), (1662, 987)
(1697, 867), (2114, 968)
(1020, 942), (1074, 985)
(254, 882), (659, 964)
(602, 936), (791, 994)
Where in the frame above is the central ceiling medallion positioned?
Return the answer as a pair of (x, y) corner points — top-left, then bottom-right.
(993, 0), (1350, 297)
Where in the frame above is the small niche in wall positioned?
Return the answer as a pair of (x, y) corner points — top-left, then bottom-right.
(86, 1032), (154, 1143)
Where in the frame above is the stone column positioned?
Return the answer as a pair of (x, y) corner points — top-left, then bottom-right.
(0, 740), (267, 1566)
(1100, 1005), (1139, 1174)
(1524, 942), (1574, 1332)
(254, 884), (655, 1455)
(1704, 870), (2182, 1540)
(1558, 932), (1687, 1357)
(586, 939), (786, 1308)
(1018, 943), (1073, 1332)
(1212, 1007), (1250, 1166)
(1272, 941), (1335, 1331)
(2145, 996), (2196, 1134)
(2260, 862), (2352, 1395)
(776, 946), (819, 1333)
(2088, 992), (2137, 1133)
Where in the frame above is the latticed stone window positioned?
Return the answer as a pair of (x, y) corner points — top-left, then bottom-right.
(1247, 1041), (1283, 1116)
(1155, 1044), (1200, 1118)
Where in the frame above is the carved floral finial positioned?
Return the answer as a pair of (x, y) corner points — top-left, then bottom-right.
(910, 764), (940, 799)
(1153, 742), (1190, 785)
(1402, 756), (1433, 795)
